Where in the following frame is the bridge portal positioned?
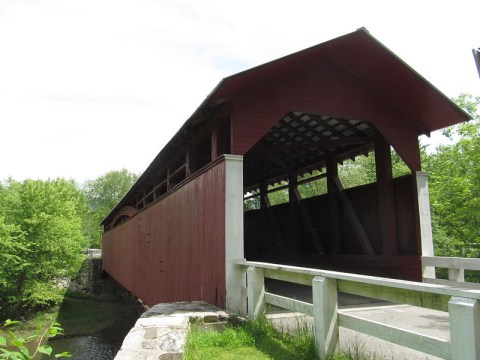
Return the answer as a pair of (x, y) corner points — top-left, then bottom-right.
(101, 28), (470, 312)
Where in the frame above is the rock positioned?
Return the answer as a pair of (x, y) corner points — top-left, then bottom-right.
(115, 301), (236, 360)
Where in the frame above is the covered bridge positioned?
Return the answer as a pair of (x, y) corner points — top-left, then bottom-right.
(101, 28), (470, 313)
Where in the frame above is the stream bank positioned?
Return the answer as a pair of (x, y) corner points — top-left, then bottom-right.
(42, 292), (143, 359)
(43, 255), (144, 359)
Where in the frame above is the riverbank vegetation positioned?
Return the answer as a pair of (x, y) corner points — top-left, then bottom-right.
(0, 170), (138, 319)
(1, 287), (142, 359)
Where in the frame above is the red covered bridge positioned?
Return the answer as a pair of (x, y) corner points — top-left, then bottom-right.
(101, 28), (470, 313)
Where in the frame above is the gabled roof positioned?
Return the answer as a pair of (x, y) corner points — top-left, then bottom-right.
(102, 28), (470, 225)
(208, 27), (469, 134)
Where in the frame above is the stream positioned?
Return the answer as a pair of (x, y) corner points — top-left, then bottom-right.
(36, 257), (142, 359)
(43, 322), (133, 359)
(40, 312), (138, 360)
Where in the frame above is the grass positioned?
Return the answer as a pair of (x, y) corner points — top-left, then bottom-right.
(185, 316), (316, 360)
(184, 316), (378, 360)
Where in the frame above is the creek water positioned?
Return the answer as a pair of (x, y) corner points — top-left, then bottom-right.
(37, 257), (141, 359)
(39, 313), (137, 360)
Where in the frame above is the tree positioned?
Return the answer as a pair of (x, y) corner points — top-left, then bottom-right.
(424, 93), (480, 257)
(0, 179), (89, 315)
(82, 169), (138, 247)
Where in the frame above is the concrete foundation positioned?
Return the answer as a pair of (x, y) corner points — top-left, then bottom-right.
(114, 301), (231, 360)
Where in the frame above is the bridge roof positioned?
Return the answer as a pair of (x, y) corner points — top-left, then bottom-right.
(102, 28), (470, 226)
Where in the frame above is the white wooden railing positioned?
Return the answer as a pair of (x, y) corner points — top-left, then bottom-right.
(83, 248), (102, 259)
(236, 260), (480, 360)
(422, 256), (480, 290)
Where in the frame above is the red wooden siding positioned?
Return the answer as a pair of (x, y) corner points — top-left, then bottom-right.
(102, 159), (227, 308)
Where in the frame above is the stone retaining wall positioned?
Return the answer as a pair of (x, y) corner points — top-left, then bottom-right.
(115, 301), (231, 360)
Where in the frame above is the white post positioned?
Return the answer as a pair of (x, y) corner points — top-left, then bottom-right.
(247, 266), (265, 319)
(224, 155), (246, 315)
(449, 297), (480, 360)
(416, 171), (435, 280)
(312, 276), (338, 359)
(448, 268), (465, 282)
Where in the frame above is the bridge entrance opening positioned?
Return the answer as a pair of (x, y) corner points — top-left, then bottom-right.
(242, 112), (422, 281)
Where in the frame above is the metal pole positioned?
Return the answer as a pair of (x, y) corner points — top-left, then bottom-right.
(473, 48), (480, 79)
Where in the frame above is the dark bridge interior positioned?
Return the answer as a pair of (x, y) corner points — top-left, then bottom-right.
(242, 112), (420, 280)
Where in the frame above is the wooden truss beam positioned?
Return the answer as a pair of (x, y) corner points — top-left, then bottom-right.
(244, 142), (373, 193)
(375, 135), (398, 255)
(288, 172), (326, 255)
(327, 159), (341, 254)
(333, 175), (376, 255)
(260, 183), (285, 245)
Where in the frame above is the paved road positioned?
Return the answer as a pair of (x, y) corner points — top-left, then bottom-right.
(265, 279), (448, 360)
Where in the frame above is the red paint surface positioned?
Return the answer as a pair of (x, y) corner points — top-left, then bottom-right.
(231, 57), (422, 170)
(103, 160), (227, 308)
(217, 29), (468, 135)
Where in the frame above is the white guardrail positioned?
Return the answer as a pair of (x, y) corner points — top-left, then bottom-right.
(236, 260), (480, 360)
(422, 256), (480, 290)
(83, 248), (102, 259)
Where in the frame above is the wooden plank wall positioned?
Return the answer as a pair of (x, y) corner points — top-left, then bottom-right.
(245, 174), (421, 281)
(102, 160), (227, 308)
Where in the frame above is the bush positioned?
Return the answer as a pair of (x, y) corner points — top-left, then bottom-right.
(21, 285), (65, 315)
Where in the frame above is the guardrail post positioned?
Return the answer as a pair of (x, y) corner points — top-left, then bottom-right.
(416, 171), (436, 280)
(247, 266), (265, 319)
(313, 275), (338, 359)
(448, 268), (465, 282)
(449, 297), (480, 360)
(225, 155), (246, 315)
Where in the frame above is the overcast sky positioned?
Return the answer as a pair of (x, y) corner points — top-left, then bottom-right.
(1, 0), (479, 183)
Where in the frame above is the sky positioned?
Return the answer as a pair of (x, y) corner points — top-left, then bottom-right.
(0, 0), (479, 183)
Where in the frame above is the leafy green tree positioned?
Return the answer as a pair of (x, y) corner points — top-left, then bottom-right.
(81, 169), (138, 247)
(424, 93), (480, 257)
(0, 179), (88, 315)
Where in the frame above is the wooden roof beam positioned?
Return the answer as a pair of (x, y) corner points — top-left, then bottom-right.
(260, 138), (370, 152)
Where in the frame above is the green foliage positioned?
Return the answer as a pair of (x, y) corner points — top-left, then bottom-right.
(338, 155), (376, 189)
(20, 286), (65, 315)
(81, 169), (138, 247)
(0, 179), (88, 316)
(0, 319), (71, 359)
(268, 183), (289, 206)
(298, 176), (328, 198)
(424, 93), (480, 258)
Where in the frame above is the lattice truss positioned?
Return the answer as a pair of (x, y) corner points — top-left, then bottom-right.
(244, 112), (377, 190)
